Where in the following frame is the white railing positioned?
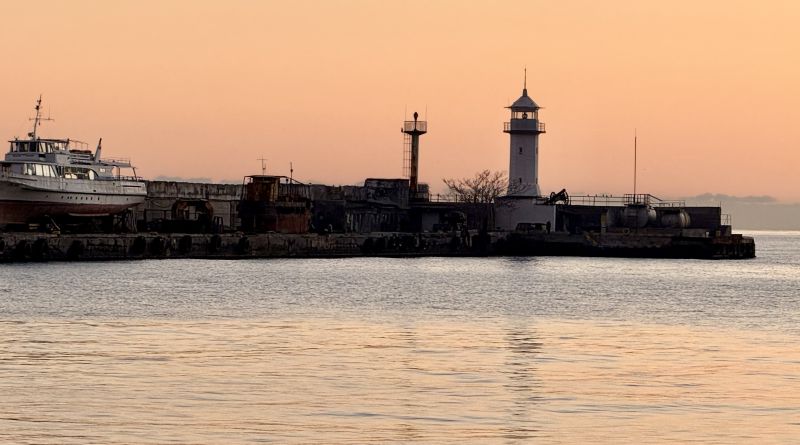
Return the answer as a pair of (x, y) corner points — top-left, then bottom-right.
(403, 121), (428, 132)
(101, 157), (132, 166)
(569, 194), (685, 207)
(503, 120), (546, 132)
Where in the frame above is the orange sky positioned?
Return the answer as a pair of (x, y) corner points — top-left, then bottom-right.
(2, 1), (799, 200)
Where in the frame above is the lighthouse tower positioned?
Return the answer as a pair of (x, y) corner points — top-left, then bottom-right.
(503, 77), (545, 197)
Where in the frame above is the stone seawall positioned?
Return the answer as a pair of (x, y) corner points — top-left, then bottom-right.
(500, 232), (756, 259)
(0, 232), (495, 262)
(0, 231), (755, 262)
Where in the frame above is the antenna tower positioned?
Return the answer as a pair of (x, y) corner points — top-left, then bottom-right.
(257, 157), (268, 175)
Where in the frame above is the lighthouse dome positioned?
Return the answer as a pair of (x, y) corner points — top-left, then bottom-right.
(509, 88), (540, 111)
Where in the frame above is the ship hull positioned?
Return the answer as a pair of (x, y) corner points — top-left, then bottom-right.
(0, 176), (145, 225)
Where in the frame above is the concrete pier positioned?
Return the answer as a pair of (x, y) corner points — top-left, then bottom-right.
(0, 230), (755, 262)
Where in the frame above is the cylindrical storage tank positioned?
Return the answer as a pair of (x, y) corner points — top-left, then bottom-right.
(660, 209), (691, 228)
(624, 204), (657, 229)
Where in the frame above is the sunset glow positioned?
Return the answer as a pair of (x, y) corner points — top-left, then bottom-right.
(2, 1), (798, 200)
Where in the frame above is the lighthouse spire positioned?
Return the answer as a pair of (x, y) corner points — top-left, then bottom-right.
(523, 67), (527, 95)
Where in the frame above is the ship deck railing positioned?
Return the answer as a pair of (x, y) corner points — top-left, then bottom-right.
(99, 157), (132, 166)
(98, 175), (142, 182)
(67, 140), (90, 151)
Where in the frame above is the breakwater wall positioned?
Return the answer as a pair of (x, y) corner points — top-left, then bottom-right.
(0, 231), (755, 262)
(0, 232), (494, 262)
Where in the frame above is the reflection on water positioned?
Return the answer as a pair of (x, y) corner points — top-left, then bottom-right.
(0, 231), (799, 443)
(1, 318), (798, 444)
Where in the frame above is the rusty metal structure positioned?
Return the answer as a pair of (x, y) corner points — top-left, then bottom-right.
(238, 175), (311, 234)
(402, 112), (428, 201)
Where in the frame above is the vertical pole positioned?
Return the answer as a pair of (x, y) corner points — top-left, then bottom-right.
(633, 129), (637, 203)
(289, 162), (294, 198)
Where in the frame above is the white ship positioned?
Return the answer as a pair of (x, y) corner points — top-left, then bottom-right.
(0, 97), (146, 227)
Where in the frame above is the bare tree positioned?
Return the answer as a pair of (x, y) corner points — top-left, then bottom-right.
(442, 170), (508, 203)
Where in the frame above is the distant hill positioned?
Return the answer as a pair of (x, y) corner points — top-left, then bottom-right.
(682, 194), (800, 231)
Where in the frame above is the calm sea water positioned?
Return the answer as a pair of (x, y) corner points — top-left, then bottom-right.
(1, 231), (798, 444)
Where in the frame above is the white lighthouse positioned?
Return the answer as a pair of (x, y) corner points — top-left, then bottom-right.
(494, 76), (556, 231)
(503, 79), (545, 197)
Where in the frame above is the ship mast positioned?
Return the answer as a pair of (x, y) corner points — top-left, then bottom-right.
(28, 95), (53, 140)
